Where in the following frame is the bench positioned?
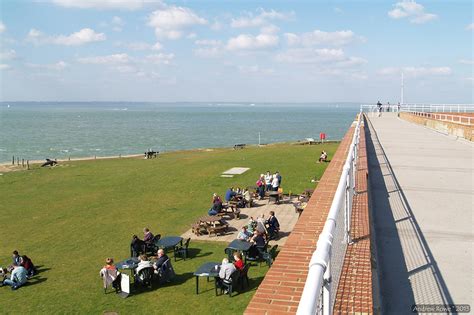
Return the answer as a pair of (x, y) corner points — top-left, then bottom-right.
(233, 144), (246, 150)
(207, 224), (229, 237)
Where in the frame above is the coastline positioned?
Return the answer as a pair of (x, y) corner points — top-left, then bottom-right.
(0, 140), (340, 173)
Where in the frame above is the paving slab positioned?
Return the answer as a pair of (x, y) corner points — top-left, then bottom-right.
(181, 197), (301, 246)
(366, 113), (473, 314)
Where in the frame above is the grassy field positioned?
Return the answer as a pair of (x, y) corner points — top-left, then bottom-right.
(0, 142), (338, 314)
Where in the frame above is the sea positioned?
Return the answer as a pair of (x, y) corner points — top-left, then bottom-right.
(0, 102), (360, 163)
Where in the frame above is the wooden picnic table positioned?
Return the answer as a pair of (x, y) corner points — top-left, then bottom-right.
(198, 215), (222, 227)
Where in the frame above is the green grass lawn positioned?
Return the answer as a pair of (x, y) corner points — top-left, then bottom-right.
(0, 142), (338, 314)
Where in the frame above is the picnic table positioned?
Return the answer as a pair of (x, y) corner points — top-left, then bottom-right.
(198, 215), (222, 227)
(226, 239), (253, 263)
(193, 262), (220, 294)
(267, 191), (281, 204)
(154, 236), (183, 251)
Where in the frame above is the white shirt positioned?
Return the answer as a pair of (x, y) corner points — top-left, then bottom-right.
(272, 176), (279, 188)
(264, 174), (272, 185)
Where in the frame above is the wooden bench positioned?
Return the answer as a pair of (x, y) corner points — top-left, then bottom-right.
(207, 224), (229, 237)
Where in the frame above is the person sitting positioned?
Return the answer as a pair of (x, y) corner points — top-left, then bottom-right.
(208, 198), (223, 216)
(225, 187), (236, 202)
(233, 252), (244, 271)
(266, 211), (280, 239)
(318, 151), (328, 163)
(131, 235), (146, 257)
(212, 193), (222, 204)
(153, 249), (169, 272)
(143, 228), (154, 245)
(20, 254), (36, 278)
(135, 255), (153, 282)
(247, 216), (257, 233)
(99, 258), (121, 293)
(256, 214), (267, 234)
(217, 258), (236, 292)
(8, 250), (22, 272)
(1, 263), (27, 290)
(237, 226), (252, 241)
(248, 231), (266, 259)
(242, 189), (252, 207)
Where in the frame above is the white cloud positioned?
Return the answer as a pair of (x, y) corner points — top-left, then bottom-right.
(0, 64), (11, 70)
(0, 49), (17, 60)
(51, 0), (151, 10)
(115, 41), (162, 51)
(466, 23), (474, 31)
(111, 16), (124, 32)
(78, 53), (130, 64)
(231, 9), (293, 28)
(276, 48), (346, 63)
(284, 30), (359, 47)
(145, 53), (174, 65)
(226, 33), (279, 51)
(26, 61), (68, 71)
(459, 59), (473, 65)
(378, 66), (451, 77)
(388, 1), (437, 24)
(260, 24), (279, 35)
(27, 28), (106, 46)
(148, 5), (207, 40)
(0, 21), (5, 33)
(195, 39), (221, 46)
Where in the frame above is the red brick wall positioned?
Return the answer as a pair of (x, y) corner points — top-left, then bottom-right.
(333, 122), (374, 313)
(245, 123), (356, 314)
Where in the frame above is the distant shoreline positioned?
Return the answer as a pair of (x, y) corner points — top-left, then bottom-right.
(0, 140), (340, 170)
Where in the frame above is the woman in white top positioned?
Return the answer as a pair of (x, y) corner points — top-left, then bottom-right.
(271, 175), (279, 191)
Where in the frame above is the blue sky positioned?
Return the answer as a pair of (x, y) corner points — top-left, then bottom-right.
(0, 0), (472, 102)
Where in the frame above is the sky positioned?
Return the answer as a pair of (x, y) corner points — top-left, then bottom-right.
(0, 0), (472, 103)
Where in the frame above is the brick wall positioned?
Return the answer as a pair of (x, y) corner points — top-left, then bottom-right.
(333, 121), (375, 314)
(244, 122), (356, 314)
(400, 112), (473, 141)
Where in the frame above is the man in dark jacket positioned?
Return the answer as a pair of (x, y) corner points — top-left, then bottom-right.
(267, 211), (280, 239)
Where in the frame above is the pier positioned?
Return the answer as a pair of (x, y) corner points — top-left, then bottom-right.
(246, 107), (473, 314)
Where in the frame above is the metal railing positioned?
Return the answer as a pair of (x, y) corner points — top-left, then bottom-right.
(360, 103), (474, 114)
(297, 111), (362, 315)
(403, 111), (474, 126)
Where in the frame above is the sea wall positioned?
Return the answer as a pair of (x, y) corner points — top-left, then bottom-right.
(245, 118), (375, 314)
(400, 112), (473, 141)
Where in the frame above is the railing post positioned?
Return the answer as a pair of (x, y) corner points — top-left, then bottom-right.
(323, 252), (332, 315)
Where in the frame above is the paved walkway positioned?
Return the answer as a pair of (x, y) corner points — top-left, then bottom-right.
(181, 197), (301, 246)
(366, 113), (473, 314)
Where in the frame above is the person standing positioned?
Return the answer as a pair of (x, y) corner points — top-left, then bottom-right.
(256, 175), (265, 200)
(271, 174), (279, 191)
(264, 171), (272, 192)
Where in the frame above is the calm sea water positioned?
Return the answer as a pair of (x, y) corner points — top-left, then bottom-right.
(0, 102), (359, 163)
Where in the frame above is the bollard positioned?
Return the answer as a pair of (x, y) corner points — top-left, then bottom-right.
(17, 157), (19, 165)
(27, 160), (30, 170)
(12, 156), (14, 165)
(68, 156), (70, 161)
(22, 159), (24, 167)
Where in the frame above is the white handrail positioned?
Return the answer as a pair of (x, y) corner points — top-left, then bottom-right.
(297, 111), (362, 315)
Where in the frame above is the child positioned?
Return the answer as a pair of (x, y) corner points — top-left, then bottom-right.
(99, 258), (121, 293)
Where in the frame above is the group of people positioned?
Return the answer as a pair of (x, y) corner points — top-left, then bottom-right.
(0, 250), (37, 290)
(207, 187), (253, 216)
(99, 248), (173, 292)
(256, 171), (282, 199)
(216, 252), (245, 294)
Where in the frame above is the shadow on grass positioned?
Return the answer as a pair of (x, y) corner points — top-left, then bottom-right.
(35, 265), (51, 275)
(24, 277), (48, 287)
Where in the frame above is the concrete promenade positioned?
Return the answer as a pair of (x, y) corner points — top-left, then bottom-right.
(366, 113), (473, 313)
